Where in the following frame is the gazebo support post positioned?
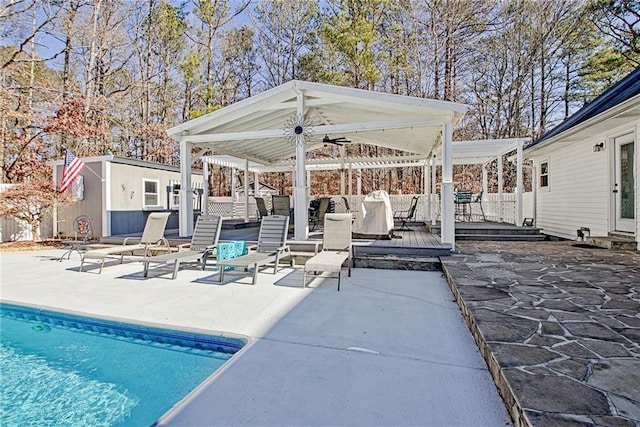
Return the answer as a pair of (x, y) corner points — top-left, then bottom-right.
(424, 162), (430, 222)
(498, 154), (504, 222)
(254, 171), (259, 197)
(179, 139), (194, 237)
(441, 120), (455, 250)
(244, 159), (249, 223)
(431, 154), (437, 226)
(203, 161), (209, 215)
(516, 141), (524, 226)
(293, 92), (309, 240)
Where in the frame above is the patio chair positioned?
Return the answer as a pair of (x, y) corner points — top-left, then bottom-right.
(303, 213), (352, 291)
(79, 212), (171, 274)
(308, 197), (331, 231)
(217, 215), (292, 285)
(393, 196), (419, 231)
(140, 215), (222, 280)
(271, 195), (291, 216)
(58, 215), (93, 261)
(454, 190), (473, 221)
(472, 190), (486, 221)
(254, 197), (269, 219)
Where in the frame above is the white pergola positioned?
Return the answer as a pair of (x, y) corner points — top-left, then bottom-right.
(167, 80), (467, 248)
(201, 137), (530, 226)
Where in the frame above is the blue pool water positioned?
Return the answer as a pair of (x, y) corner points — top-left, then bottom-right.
(0, 303), (245, 426)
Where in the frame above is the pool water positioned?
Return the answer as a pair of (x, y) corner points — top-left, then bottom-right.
(0, 303), (245, 426)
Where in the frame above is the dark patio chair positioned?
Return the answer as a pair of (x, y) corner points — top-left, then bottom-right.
(454, 190), (473, 221)
(271, 195), (291, 217)
(393, 196), (419, 231)
(309, 197), (331, 231)
(254, 197), (269, 219)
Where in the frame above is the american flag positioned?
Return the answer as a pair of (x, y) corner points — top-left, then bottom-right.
(59, 149), (85, 193)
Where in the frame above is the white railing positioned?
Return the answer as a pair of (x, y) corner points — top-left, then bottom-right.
(207, 197), (260, 219)
(204, 192), (534, 226)
(336, 192), (533, 225)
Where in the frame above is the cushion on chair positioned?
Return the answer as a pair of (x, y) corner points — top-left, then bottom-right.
(304, 251), (349, 273)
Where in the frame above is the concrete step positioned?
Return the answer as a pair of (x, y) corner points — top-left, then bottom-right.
(608, 231), (636, 241)
(586, 236), (637, 250)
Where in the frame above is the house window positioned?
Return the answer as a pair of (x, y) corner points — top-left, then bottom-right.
(143, 179), (160, 208)
(539, 161), (549, 188)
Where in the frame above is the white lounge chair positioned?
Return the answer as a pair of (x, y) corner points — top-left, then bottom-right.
(217, 215), (291, 285)
(303, 213), (353, 291)
(79, 212), (171, 273)
(140, 215), (222, 279)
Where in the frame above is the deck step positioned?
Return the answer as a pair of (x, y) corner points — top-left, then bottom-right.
(354, 255), (442, 271)
(354, 245), (452, 258)
(426, 221), (546, 241)
(455, 234), (547, 241)
(454, 227), (543, 236)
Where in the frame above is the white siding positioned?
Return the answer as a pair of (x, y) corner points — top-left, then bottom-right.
(528, 120), (639, 245)
(109, 163), (203, 211)
(530, 136), (611, 240)
(636, 124), (640, 250)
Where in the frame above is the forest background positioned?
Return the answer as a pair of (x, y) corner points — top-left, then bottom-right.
(1, 0), (639, 199)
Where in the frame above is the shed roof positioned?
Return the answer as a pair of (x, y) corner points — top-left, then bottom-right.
(530, 66), (640, 148)
(167, 80), (467, 165)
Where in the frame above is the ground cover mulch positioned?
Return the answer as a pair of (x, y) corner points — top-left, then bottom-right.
(0, 240), (68, 252)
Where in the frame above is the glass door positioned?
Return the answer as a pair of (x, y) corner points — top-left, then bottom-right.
(614, 137), (635, 233)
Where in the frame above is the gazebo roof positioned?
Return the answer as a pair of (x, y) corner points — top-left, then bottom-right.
(167, 80), (467, 165)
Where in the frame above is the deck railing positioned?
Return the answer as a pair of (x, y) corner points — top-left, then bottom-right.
(206, 192), (534, 225)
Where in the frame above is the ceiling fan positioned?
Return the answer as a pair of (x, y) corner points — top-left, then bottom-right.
(322, 134), (352, 146)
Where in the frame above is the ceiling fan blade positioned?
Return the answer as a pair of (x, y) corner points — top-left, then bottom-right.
(322, 134), (352, 145)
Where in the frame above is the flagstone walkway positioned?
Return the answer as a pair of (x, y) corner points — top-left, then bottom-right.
(441, 241), (640, 427)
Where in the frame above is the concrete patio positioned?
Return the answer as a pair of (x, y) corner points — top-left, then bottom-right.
(3, 239), (639, 426)
(0, 248), (510, 426)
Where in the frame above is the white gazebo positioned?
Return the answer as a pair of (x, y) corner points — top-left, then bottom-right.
(167, 80), (467, 248)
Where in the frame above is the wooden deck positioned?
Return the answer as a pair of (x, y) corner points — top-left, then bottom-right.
(351, 225), (452, 258)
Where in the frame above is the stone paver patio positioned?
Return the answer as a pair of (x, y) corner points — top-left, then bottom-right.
(441, 241), (640, 427)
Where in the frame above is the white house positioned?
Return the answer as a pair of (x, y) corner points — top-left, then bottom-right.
(48, 156), (204, 238)
(525, 66), (639, 250)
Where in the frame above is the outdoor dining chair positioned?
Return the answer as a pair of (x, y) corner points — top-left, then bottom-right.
(254, 197), (269, 219)
(58, 215), (93, 261)
(309, 197), (331, 231)
(393, 196), (419, 231)
(271, 195), (291, 216)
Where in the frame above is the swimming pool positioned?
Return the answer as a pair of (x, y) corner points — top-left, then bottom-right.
(0, 303), (246, 426)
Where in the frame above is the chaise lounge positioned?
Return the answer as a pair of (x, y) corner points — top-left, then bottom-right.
(303, 213), (352, 291)
(140, 215), (222, 280)
(217, 215), (291, 285)
(79, 212), (171, 274)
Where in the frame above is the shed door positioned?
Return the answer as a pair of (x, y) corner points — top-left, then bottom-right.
(614, 137), (635, 233)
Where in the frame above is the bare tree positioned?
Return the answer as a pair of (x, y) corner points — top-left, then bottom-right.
(251, 0), (320, 88)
